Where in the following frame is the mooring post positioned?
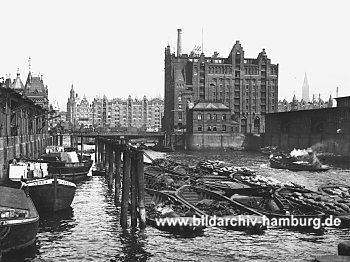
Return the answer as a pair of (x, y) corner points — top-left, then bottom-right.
(121, 149), (131, 228)
(114, 145), (121, 206)
(137, 150), (146, 228)
(105, 142), (110, 179)
(94, 137), (98, 164)
(130, 151), (138, 228)
(98, 139), (102, 166)
(101, 140), (105, 167)
(108, 142), (114, 188)
(80, 135), (84, 160)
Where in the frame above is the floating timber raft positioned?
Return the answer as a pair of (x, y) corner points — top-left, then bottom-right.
(95, 137), (146, 229)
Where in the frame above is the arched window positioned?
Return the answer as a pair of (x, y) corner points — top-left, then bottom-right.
(198, 125), (202, 131)
(207, 126), (211, 131)
(207, 113), (211, 120)
(213, 126), (217, 131)
(197, 113), (202, 120)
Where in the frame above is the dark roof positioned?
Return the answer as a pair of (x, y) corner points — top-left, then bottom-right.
(25, 72), (46, 92)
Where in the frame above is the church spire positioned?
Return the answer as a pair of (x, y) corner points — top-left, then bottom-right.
(302, 73), (309, 103)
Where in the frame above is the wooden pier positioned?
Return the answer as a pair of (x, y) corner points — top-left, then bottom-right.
(95, 136), (146, 229)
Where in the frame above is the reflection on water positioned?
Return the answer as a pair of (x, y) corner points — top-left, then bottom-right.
(2, 150), (350, 262)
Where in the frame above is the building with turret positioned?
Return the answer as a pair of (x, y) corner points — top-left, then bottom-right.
(66, 85), (93, 128)
(164, 29), (279, 136)
(8, 71), (49, 110)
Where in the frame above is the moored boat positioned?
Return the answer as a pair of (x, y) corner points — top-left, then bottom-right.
(275, 186), (350, 227)
(318, 184), (350, 200)
(36, 146), (93, 182)
(175, 185), (266, 232)
(228, 189), (325, 231)
(144, 165), (191, 191)
(145, 188), (204, 235)
(0, 185), (39, 253)
(9, 161), (77, 213)
(26, 177), (76, 213)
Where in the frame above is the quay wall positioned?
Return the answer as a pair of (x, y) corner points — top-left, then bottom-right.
(263, 133), (350, 156)
(0, 134), (53, 181)
(185, 133), (262, 150)
(264, 107), (350, 156)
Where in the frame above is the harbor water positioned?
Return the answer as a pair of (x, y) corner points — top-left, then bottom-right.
(3, 150), (350, 262)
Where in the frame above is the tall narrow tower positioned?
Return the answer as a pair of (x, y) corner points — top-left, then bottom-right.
(302, 73), (309, 102)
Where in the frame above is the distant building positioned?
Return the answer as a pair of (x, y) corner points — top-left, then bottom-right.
(66, 85), (93, 128)
(92, 95), (163, 130)
(8, 71), (49, 110)
(48, 100), (61, 129)
(164, 29), (279, 135)
(278, 94), (333, 112)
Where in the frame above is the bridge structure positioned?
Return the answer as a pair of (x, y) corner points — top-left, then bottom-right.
(50, 131), (167, 148)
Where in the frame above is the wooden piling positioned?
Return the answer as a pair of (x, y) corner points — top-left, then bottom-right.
(120, 149), (131, 228)
(80, 135), (84, 160)
(105, 143), (110, 178)
(130, 151), (138, 228)
(108, 143), (114, 188)
(136, 150), (146, 228)
(114, 145), (121, 206)
(95, 137), (98, 164)
(101, 141), (105, 166)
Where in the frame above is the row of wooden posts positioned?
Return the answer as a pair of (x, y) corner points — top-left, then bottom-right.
(95, 137), (146, 229)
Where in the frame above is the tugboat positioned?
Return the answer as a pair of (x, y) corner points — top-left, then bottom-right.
(0, 184), (39, 253)
(9, 160), (77, 213)
(269, 149), (330, 172)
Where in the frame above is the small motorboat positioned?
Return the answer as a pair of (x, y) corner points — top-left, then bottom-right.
(269, 154), (330, 172)
(145, 188), (204, 235)
(0, 185), (39, 253)
(175, 185), (266, 232)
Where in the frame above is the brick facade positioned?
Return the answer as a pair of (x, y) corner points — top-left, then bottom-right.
(164, 29), (279, 135)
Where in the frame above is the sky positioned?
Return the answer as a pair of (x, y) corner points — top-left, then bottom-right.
(0, 0), (349, 110)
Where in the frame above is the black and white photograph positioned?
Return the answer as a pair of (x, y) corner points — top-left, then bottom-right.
(0, 0), (350, 261)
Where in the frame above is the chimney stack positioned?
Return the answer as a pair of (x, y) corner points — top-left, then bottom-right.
(177, 29), (182, 57)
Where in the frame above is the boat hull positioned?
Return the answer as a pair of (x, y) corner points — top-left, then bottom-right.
(27, 178), (76, 213)
(145, 188), (205, 235)
(49, 161), (92, 182)
(1, 218), (39, 253)
(175, 185), (266, 232)
(0, 186), (39, 253)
